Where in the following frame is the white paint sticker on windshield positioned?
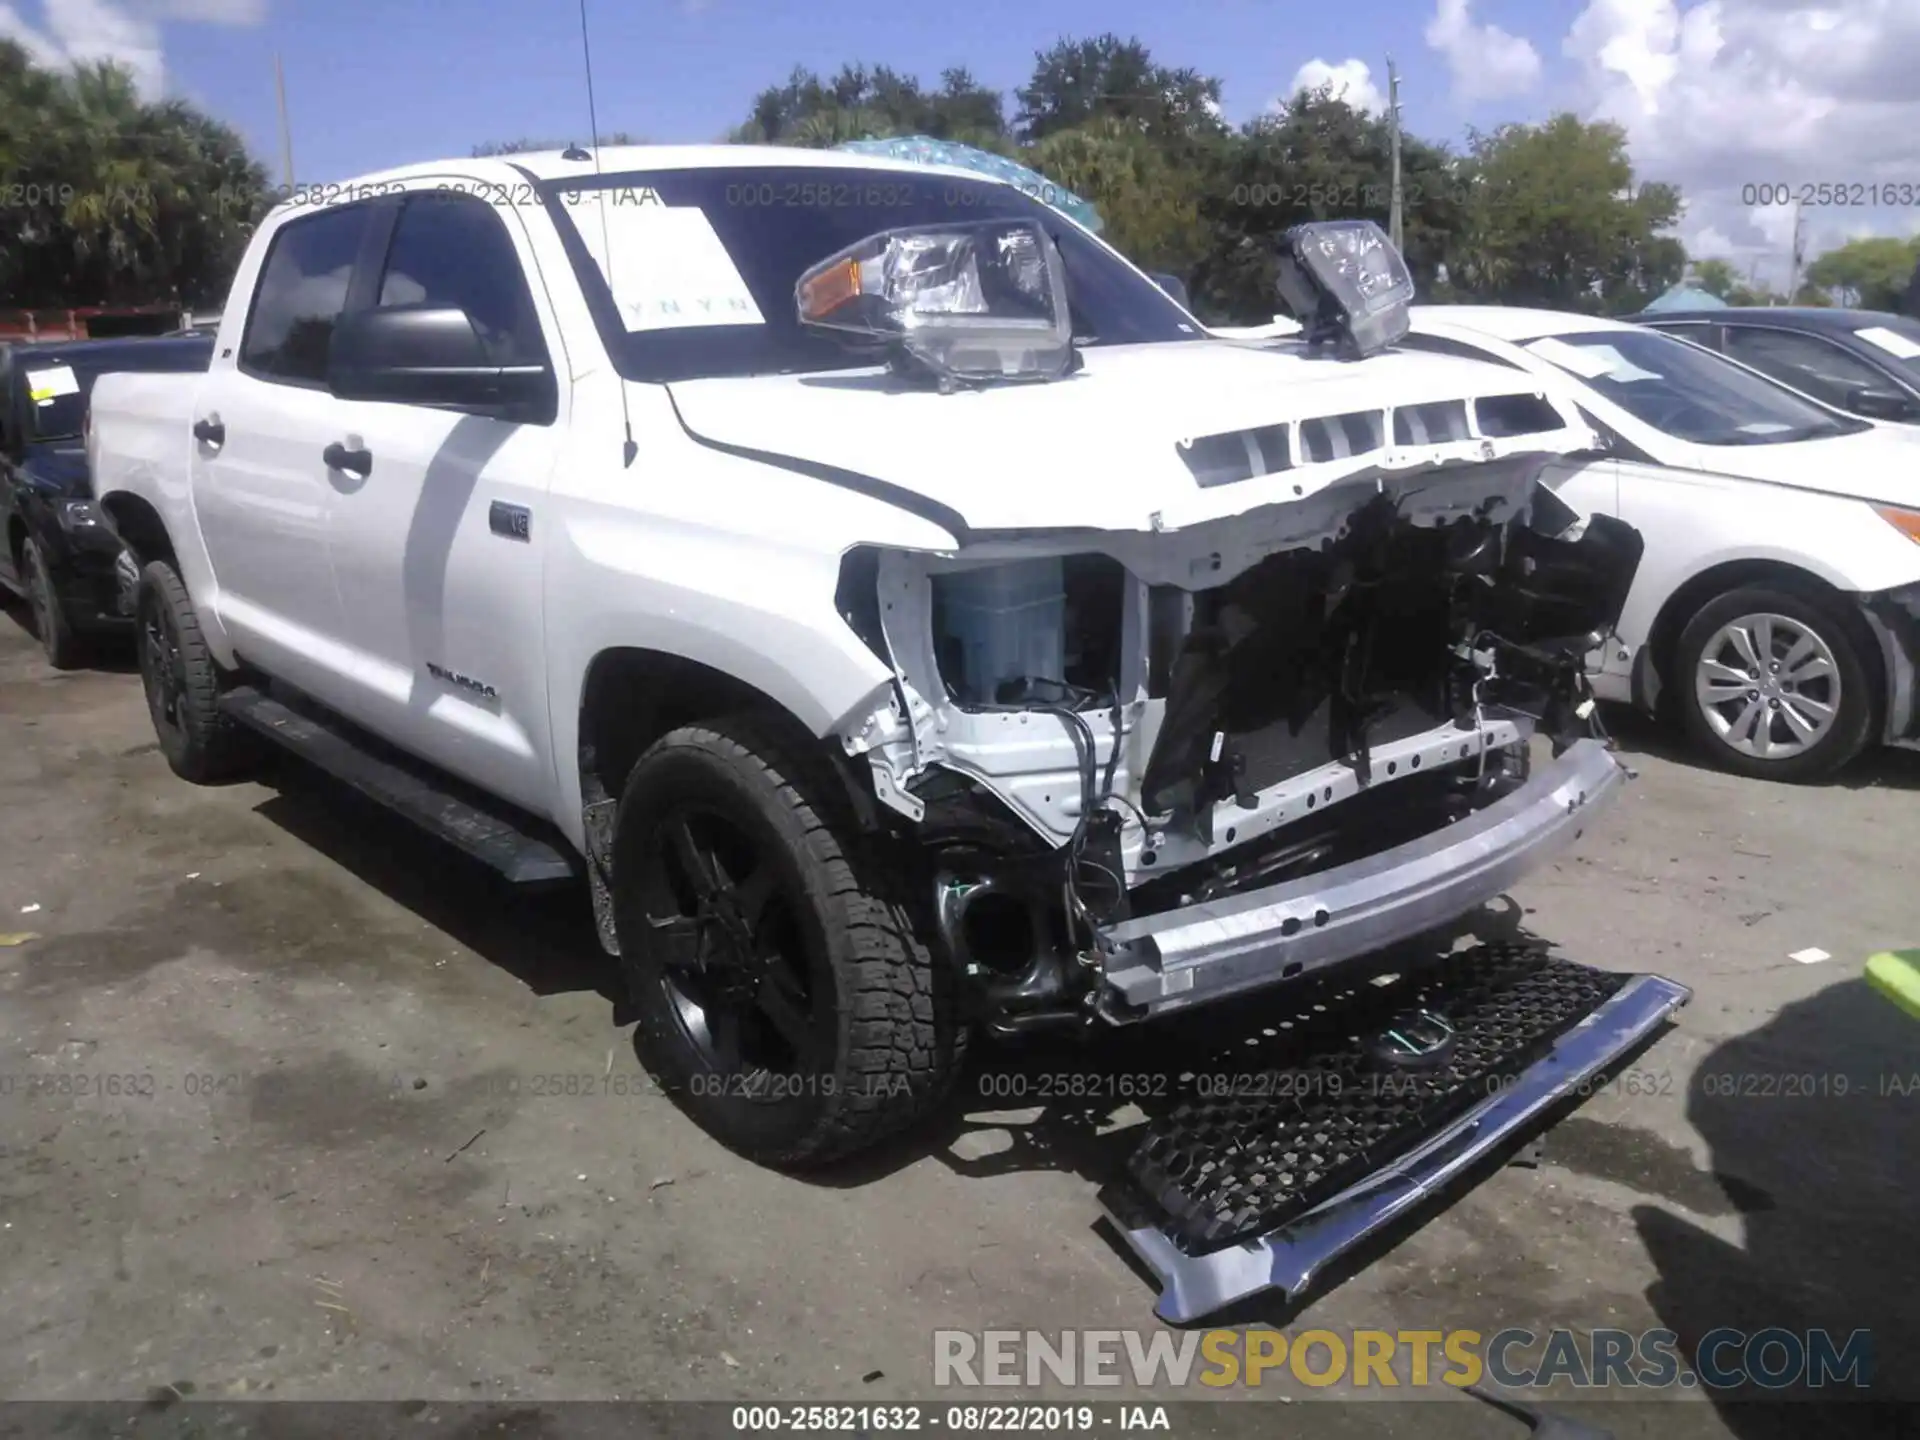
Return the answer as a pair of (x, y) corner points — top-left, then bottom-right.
(1529, 338), (1659, 384)
(1855, 325), (1920, 360)
(1523, 337), (1613, 379)
(571, 192), (765, 332)
(25, 364), (80, 404)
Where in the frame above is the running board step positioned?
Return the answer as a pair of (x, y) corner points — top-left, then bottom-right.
(1098, 944), (1690, 1322)
(218, 685), (575, 885)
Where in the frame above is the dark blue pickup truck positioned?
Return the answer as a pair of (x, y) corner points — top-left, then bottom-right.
(1, 334), (213, 666)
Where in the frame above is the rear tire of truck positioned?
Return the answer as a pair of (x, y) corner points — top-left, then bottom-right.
(1674, 584), (1877, 783)
(21, 536), (84, 671)
(136, 559), (256, 785)
(611, 712), (965, 1169)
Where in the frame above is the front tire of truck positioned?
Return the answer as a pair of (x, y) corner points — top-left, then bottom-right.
(611, 713), (964, 1169)
(137, 559), (255, 784)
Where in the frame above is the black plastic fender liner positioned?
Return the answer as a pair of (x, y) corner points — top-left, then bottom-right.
(1097, 943), (1690, 1323)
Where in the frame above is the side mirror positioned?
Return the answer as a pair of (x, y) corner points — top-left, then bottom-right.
(1147, 272), (1192, 310)
(327, 305), (554, 421)
(1846, 385), (1919, 422)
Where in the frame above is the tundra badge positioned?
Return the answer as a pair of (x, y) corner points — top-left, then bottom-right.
(427, 662), (499, 701)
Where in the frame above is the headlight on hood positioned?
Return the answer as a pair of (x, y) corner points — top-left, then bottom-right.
(1275, 219), (1415, 361)
(795, 219), (1074, 385)
(1875, 504), (1920, 544)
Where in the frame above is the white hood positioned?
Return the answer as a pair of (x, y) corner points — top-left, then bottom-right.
(1684, 423), (1920, 508)
(664, 340), (1592, 536)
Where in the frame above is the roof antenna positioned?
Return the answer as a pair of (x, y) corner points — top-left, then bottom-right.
(576, 0), (637, 467)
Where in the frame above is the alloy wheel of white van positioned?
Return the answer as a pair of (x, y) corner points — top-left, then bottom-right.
(1692, 611), (1840, 761)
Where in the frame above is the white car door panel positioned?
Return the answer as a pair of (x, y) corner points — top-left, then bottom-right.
(321, 189), (566, 816)
(326, 406), (561, 813)
(192, 203), (377, 685)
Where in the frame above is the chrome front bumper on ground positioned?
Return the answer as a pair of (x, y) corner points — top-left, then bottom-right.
(1102, 970), (1691, 1323)
(1097, 738), (1627, 1018)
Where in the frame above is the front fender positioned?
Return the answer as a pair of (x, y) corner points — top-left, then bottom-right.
(543, 506), (901, 852)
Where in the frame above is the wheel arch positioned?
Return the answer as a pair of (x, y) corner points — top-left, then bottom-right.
(574, 645), (883, 834)
(98, 491), (178, 567)
(1639, 557), (1886, 720)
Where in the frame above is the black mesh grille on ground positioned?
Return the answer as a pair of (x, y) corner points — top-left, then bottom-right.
(1125, 943), (1628, 1253)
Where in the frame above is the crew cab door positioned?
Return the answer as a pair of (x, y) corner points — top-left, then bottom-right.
(192, 199), (386, 686)
(320, 188), (567, 816)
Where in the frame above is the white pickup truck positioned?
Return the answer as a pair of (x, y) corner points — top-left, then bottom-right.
(88, 145), (1650, 1172)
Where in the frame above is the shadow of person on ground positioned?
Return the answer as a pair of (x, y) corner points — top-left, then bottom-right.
(1632, 975), (1920, 1438)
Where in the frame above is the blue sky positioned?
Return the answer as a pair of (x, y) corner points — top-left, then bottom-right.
(150, 0), (1583, 186)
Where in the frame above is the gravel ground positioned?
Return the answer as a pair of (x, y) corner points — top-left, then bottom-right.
(2, 606), (1915, 1440)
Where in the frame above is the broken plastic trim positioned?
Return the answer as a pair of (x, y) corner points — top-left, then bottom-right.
(1100, 970), (1691, 1322)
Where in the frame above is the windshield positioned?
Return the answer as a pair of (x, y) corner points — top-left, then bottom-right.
(536, 165), (1204, 383)
(1522, 328), (1870, 446)
(17, 358), (110, 442)
(1849, 315), (1920, 379)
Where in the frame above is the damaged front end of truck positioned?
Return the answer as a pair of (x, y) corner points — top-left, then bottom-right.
(838, 445), (1644, 1033)
(781, 219), (1644, 1036)
(667, 212), (1695, 1320)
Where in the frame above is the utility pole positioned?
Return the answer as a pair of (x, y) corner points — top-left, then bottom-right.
(1387, 56), (1404, 251)
(1784, 201), (1806, 304)
(274, 53), (295, 189)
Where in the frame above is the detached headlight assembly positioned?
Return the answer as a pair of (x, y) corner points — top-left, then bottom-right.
(795, 219), (1074, 385)
(1875, 504), (1920, 543)
(1275, 218), (1415, 360)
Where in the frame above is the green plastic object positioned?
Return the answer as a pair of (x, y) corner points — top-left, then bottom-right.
(1865, 950), (1920, 1021)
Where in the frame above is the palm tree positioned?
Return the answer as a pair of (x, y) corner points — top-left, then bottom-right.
(1, 46), (268, 308)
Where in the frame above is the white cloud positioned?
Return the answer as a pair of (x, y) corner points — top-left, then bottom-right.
(1559, 0), (1920, 286)
(1426, 0), (1544, 104)
(0, 0), (264, 98)
(1281, 57), (1386, 114)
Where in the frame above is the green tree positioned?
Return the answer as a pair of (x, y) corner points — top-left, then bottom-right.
(1805, 234), (1920, 310)
(729, 64), (1005, 148)
(1691, 257), (1738, 298)
(1, 43), (268, 309)
(1449, 114), (1684, 313)
(1014, 34), (1222, 146)
(1031, 113), (1207, 272)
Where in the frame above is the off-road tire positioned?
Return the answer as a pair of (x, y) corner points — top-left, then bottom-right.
(137, 559), (256, 784)
(21, 536), (84, 670)
(1674, 584), (1877, 783)
(612, 711), (965, 1168)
